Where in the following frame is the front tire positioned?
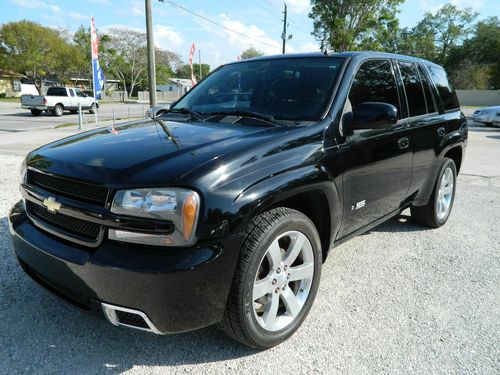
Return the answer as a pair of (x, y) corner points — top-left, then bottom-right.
(411, 157), (457, 228)
(89, 103), (97, 114)
(222, 207), (322, 349)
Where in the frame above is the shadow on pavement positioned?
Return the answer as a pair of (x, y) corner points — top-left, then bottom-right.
(486, 135), (500, 140)
(365, 213), (430, 234)
(0, 216), (256, 373)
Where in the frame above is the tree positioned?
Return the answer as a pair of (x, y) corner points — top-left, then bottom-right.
(240, 47), (264, 60)
(308, 0), (404, 52)
(0, 20), (71, 93)
(174, 63), (211, 81)
(450, 60), (491, 89)
(156, 48), (182, 85)
(413, 4), (477, 64)
(106, 28), (148, 96)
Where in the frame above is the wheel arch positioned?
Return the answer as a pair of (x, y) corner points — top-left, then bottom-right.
(232, 165), (342, 261)
(444, 146), (463, 174)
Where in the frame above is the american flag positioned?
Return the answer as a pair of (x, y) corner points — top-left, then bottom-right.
(189, 42), (197, 87)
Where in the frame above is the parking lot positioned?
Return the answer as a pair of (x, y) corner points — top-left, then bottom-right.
(0, 109), (498, 374)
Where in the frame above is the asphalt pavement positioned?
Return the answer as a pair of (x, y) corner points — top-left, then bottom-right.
(0, 101), (150, 132)
(0, 111), (498, 374)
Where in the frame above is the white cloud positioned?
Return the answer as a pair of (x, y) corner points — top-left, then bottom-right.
(218, 13), (282, 55)
(68, 12), (88, 21)
(154, 25), (184, 49)
(9, 0), (60, 12)
(287, 0), (311, 14)
(298, 42), (321, 52)
(131, 4), (144, 17)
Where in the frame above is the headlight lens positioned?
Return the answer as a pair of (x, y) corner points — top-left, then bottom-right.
(110, 188), (200, 246)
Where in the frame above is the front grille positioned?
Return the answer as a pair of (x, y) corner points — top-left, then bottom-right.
(28, 169), (109, 205)
(28, 201), (101, 241)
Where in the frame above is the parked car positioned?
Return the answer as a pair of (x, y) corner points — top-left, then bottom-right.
(144, 104), (170, 118)
(9, 52), (467, 349)
(492, 112), (500, 127)
(472, 106), (500, 126)
(21, 86), (97, 116)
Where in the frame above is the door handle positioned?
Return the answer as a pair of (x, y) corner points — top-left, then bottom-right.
(398, 137), (409, 150)
(437, 127), (446, 137)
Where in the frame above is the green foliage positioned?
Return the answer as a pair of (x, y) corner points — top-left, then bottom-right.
(174, 63), (211, 81)
(0, 20), (70, 92)
(240, 47), (264, 60)
(309, 0), (404, 51)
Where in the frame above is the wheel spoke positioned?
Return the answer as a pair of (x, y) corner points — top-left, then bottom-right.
(253, 276), (273, 300)
(266, 239), (282, 268)
(288, 262), (314, 282)
(443, 185), (453, 195)
(262, 292), (279, 329)
(283, 233), (305, 265)
(281, 289), (301, 318)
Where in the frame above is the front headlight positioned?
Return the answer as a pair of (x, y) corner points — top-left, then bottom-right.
(110, 188), (200, 247)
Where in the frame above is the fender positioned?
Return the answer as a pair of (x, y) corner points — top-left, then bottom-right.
(228, 164), (342, 251)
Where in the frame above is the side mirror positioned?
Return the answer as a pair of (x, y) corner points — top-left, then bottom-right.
(345, 102), (398, 131)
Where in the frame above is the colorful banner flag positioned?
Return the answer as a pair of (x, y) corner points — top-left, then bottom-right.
(189, 42), (197, 87)
(91, 16), (105, 100)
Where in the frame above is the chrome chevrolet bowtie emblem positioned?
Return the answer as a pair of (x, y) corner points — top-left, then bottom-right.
(43, 196), (61, 213)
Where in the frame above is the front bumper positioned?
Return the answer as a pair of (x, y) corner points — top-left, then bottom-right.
(8, 200), (243, 334)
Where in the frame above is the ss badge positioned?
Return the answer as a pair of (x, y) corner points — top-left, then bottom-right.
(351, 200), (366, 211)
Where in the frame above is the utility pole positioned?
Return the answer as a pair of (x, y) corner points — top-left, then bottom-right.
(281, 2), (287, 54)
(199, 49), (202, 80)
(145, 0), (157, 106)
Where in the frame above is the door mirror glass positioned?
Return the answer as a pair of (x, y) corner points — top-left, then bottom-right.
(345, 102), (398, 130)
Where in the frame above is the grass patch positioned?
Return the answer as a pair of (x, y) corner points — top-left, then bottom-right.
(0, 97), (21, 102)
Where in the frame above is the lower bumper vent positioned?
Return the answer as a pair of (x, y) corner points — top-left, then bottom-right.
(101, 303), (162, 334)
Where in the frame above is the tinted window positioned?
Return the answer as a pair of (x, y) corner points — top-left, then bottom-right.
(46, 87), (67, 96)
(398, 62), (426, 117)
(69, 89), (75, 97)
(174, 58), (343, 122)
(349, 60), (400, 117)
(75, 89), (86, 98)
(427, 66), (460, 110)
(417, 65), (436, 113)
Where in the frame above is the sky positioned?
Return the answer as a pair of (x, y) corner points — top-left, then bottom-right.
(2, 0), (499, 69)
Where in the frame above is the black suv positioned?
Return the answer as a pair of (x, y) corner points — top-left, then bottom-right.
(9, 52), (467, 349)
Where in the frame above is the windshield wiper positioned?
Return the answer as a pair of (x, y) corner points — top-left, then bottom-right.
(203, 110), (283, 126)
(167, 107), (204, 121)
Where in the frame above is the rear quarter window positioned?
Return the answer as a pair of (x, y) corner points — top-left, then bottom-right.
(46, 87), (68, 97)
(427, 66), (460, 111)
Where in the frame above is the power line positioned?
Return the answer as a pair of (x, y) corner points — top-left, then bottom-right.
(158, 0), (281, 51)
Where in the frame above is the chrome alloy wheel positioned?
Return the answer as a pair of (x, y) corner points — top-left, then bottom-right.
(436, 166), (454, 221)
(252, 231), (315, 332)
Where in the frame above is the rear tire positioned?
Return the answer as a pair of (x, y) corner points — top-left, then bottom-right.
(221, 207), (322, 349)
(30, 109), (42, 116)
(411, 157), (457, 228)
(52, 104), (63, 117)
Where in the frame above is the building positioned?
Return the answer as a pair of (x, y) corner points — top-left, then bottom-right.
(0, 70), (25, 97)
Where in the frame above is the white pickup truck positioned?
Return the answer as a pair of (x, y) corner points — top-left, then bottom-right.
(21, 87), (97, 116)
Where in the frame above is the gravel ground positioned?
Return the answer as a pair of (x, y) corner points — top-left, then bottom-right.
(0, 125), (499, 374)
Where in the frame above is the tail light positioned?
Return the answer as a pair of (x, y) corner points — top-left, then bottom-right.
(43, 98), (47, 105)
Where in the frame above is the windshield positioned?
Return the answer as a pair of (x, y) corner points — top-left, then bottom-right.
(172, 57), (344, 122)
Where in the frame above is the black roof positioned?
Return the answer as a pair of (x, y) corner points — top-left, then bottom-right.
(233, 51), (441, 69)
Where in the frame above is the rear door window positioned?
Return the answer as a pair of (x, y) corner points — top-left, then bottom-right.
(398, 62), (426, 117)
(348, 59), (401, 117)
(416, 65), (436, 113)
(427, 66), (460, 111)
(69, 89), (75, 97)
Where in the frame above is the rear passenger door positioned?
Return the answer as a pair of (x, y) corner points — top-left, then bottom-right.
(336, 59), (413, 238)
(397, 61), (460, 200)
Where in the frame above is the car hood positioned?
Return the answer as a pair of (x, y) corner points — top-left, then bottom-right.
(26, 118), (280, 187)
